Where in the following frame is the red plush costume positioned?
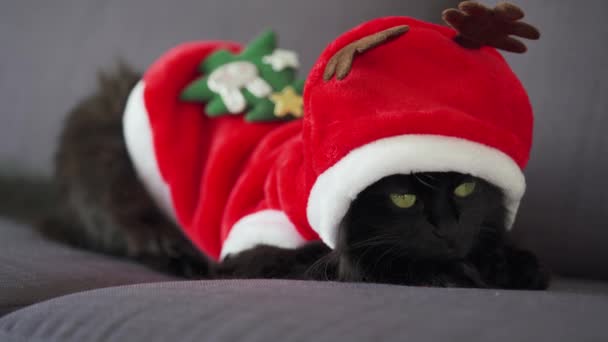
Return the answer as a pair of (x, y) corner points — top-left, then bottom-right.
(124, 10), (537, 261)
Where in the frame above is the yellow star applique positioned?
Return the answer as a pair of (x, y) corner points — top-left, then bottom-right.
(269, 86), (303, 118)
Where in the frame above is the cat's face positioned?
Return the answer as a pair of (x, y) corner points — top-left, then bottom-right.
(336, 172), (506, 283)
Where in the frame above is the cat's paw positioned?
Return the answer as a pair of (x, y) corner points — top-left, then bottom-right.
(425, 270), (485, 288)
(472, 243), (551, 290)
(133, 232), (211, 279)
(506, 249), (550, 290)
(214, 242), (332, 280)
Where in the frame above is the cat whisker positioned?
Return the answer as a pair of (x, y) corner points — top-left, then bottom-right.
(371, 244), (400, 271)
(349, 238), (400, 250)
(347, 232), (402, 246)
(422, 173), (439, 181)
(414, 173), (440, 190)
(306, 252), (338, 281)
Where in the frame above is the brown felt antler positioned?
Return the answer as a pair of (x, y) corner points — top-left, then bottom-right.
(323, 25), (409, 81)
(442, 1), (540, 53)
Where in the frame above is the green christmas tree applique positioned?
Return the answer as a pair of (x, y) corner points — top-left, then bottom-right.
(181, 30), (305, 122)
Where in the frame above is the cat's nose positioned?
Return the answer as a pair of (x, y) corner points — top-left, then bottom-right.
(429, 216), (457, 233)
(428, 214), (443, 228)
(431, 224), (459, 242)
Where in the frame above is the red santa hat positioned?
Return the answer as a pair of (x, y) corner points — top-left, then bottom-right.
(123, 2), (540, 258)
(302, 6), (539, 248)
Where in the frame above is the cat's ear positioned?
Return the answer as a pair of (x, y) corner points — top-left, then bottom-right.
(442, 1), (540, 53)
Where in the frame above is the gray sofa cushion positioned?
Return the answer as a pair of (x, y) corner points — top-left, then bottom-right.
(0, 219), (176, 316)
(1, 279), (607, 342)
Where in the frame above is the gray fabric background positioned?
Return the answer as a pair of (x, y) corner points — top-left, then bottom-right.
(3, 215), (608, 318)
(0, 218), (175, 316)
(1, 279), (608, 342)
(1, 0), (607, 279)
(2, 215), (608, 340)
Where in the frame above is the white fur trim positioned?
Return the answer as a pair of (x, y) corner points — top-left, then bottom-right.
(220, 210), (307, 260)
(307, 135), (526, 249)
(123, 81), (177, 222)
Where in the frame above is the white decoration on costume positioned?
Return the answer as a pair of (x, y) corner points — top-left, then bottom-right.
(246, 77), (273, 97)
(262, 49), (300, 71)
(220, 210), (306, 260)
(207, 61), (272, 113)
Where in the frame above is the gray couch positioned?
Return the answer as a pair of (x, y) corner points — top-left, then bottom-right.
(1, 0), (607, 341)
(2, 218), (608, 341)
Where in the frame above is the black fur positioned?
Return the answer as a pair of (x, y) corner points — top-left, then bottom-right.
(332, 173), (549, 288)
(1, 65), (549, 289)
(40, 64), (208, 277)
(214, 174), (549, 289)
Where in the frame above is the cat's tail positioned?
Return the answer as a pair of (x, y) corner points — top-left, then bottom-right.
(0, 167), (90, 247)
(0, 168), (61, 224)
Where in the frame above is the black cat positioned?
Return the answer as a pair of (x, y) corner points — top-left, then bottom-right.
(217, 173), (548, 289)
(2, 66), (549, 289)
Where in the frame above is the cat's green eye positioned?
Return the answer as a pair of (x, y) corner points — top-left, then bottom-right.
(389, 193), (417, 208)
(454, 181), (476, 198)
